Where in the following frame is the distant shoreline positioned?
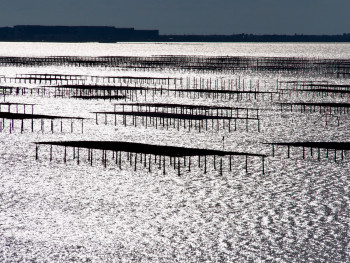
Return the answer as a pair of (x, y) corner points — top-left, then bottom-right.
(1, 25), (350, 43)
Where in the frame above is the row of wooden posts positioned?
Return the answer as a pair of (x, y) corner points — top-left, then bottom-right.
(33, 140), (350, 175)
(0, 117), (84, 134)
(35, 143), (266, 175)
(95, 103), (261, 132)
(1, 55), (350, 77)
(268, 143), (350, 162)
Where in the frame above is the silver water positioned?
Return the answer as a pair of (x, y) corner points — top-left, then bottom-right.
(0, 42), (349, 262)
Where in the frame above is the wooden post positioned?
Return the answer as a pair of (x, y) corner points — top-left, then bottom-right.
(77, 148), (80, 165)
(287, 146), (290, 158)
(134, 153), (137, 171)
(64, 146), (67, 163)
(148, 155), (151, 172)
(262, 156), (265, 174)
(50, 145), (52, 161)
(220, 158), (223, 175)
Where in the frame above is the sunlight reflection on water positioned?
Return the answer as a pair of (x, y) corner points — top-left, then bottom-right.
(0, 43), (349, 262)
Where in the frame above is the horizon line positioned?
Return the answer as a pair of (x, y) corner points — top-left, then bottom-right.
(1, 25), (349, 36)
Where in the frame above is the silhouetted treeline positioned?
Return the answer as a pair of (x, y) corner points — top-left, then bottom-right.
(0, 25), (159, 42)
(160, 34), (350, 42)
(0, 26), (350, 42)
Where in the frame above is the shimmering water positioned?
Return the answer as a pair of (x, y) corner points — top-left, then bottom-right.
(1, 41), (350, 58)
(0, 42), (350, 262)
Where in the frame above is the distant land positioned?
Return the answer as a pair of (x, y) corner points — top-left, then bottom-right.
(1, 25), (350, 43)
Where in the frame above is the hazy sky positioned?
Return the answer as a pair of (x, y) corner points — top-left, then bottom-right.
(1, 0), (350, 35)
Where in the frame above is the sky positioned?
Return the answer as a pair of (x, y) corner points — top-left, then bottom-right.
(0, 0), (350, 35)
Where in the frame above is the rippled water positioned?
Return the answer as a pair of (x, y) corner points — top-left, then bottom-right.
(1, 41), (350, 58)
(0, 42), (350, 262)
